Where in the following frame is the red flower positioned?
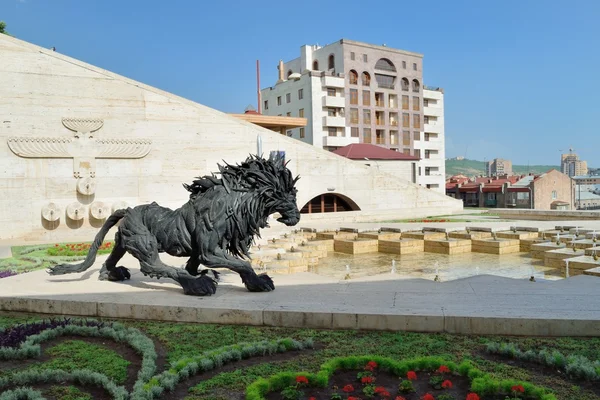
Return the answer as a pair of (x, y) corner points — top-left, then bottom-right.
(406, 371), (417, 380)
(441, 380), (452, 389)
(365, 360), (378, 370)
(395, 397), (407, 400)
(348, 397), (360, 400)
(342, 384), (354, 392)
(295, 376), (308, 385)
(437, 365), (450, 373)
(374, 386), (387, 394)
(54, 244), (59, 247)
(466, 394), (480, 400)
(308, 397), (316, 400)
(421, 394), (435, 400)
(361, 376), (374, 384)
(511, 385), (525, 393)
(380, 391), (391, 398)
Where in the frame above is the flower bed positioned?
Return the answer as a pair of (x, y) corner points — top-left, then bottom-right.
(247, 356), (557, 400)
(46, 241), (114, 257)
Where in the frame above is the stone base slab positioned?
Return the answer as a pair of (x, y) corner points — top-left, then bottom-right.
(584, 246), (600, 256)
(531, 242), (566, 259)
(449, 231), (492, 240)
(544, 248), (585, 268)
(569, 239), (597, 250)
(403, 231), (447, 240)
(583, 267), (600, 277)
(519, 238), (550, 252)
(378, 239), (424, 254)
(358, 231), (403, 241)
(472, 239), (521, 255)
(334, 239), (379, 254)
(563, 256), (600, 277)
(305, 239), (334, 252)
(316, 232), (355, 240)
(425, 239), (471, 255)
(497, 231), (539, 240)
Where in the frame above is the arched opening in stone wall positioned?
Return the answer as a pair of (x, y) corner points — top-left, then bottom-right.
(300, 193), (360, 214)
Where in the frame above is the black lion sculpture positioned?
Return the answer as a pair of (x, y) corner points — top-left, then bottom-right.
(48, 154), (300, 295)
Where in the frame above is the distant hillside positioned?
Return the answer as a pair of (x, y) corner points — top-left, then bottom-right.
(445, 159), (560, 178)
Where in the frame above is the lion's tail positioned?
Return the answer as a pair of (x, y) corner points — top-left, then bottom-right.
(48, 208), (128, 275)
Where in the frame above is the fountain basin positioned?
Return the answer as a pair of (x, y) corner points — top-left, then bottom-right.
(472, 238), (520, 254)
(583, 266), (600, 277)
(403, 231), (447, 240)
(449, 231), (492, 240)
(306, 239), (334, 252)
(378, 239), (424, 254)
(560, 255), (600, 277)
(530, 242), (566, 259)
(358, 231), (402, 241)
(334, 238), (378, 254)
(544, 248), (585, 268)
(316, 231), (355, 240)
(425, 239), (471, 255)
(569, 239), (597, 249)
(497, 231), (539, 240)
(546, 233), (577, 243)
(584, 246), (600, 256)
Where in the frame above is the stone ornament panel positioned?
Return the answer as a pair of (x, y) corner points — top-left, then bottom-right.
(66, 202), (85, 221)
(41, 202), (61, 222)
(62, 118), (104, 135)
(89, 201), (111, 220)
(76, 177), (96, 195)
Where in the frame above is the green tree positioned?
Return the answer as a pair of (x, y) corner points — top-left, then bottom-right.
(0, 21), (7, 35)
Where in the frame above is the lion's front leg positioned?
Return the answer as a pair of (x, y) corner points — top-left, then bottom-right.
(203, 251), (274, 293)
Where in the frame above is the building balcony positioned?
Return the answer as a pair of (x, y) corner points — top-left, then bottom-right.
(323, 76), (345, 88)
(424, 106), (443, 117)
(322, 135), (359, 148)
(323, 95), (346, 108)
(424, 122), (443, 134)
(323, 116), (346, 127)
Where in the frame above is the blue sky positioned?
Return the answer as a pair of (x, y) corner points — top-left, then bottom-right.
(2, 0), (599, 166)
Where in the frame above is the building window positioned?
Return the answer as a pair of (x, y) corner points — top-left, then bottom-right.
(328, 127), (337, 137)
(376, 129), (385, 144)
(423, 99), (429, 107)
(300, 128), (305, 138)
(390, 130), (398, 145)
(286, 93), (291, 103)
(328, 108), (337, 117)
(363, 54), (367, 62)
(403, 131), (410, 146)
(389, 112), (398, 126)
(363, 109), (371, 124)
(402, 95), (409, 110)
(287, 70), (293, 78)
(350, 108), (359, 124)
(389, 94), (397, 108)
(402, 113), (410, 128)
(349, 70), (358, 85)
(299, 108), (304, 118)
(363, 128), (371, 143)
(286, 130), (292, 136)
(413, 96), (420, 111)
(414, 149), (421, 158)
(327, 88), (336, 96)
(328, 54), (335, 70)
(350, 89), (358, 105)
(401, 78), (409, 91)
(286, 112), (291, 117)
(424, 116), (429, 124)
(552, 190), (557, 200)
(375, 92), (384, 107)
(361, 72), (371, 85)
(298, 88), (303, 100)
(375, 111), (384, 125)
(362, 90), (370, 106)
(313, 60), (319, 70)
(374, 73), (395, 89)
(351, 52), (355, 60)
(351, 127), (359, 137)
(402, 61), (406, 69)
(264, 100), (268, 110)
(412, 79), (420, 93)
(413, 114), (421, 129)
(414, 131), (420, 141)
(375, 58), (396, 72)
(277, 96), (282, 106)
(413, 63), (417, 71)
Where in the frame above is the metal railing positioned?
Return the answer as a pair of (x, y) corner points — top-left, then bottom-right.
(377, 83), (395, 89)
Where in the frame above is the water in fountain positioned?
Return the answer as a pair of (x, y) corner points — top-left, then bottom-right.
(391, 259), (396, 274)
(565, 259), (570, 278)
(345, 264), (350, 273)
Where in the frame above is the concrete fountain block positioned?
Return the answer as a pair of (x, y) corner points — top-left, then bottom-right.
(569, 239), (598, 250)
(358, 231), (403, 241)
(497, 230), (539, 240)
(530, 242), (566, 259)
(544, 248), (585, 268)
(378, 239), (424, 254)
(562, 255), (600, 277)
(472, 238), (521, 254)
(316, 231), (355, 240)
(305, 239), (334, 252)
(449, 230), (492, 240)
(546, 233), (577, 243)
(424, 239), (471, 255)
(520, 238), (550, 252)
(334, 238), (379, 254)
(403, 231), (447, 240)
(584, 246), (600, 256)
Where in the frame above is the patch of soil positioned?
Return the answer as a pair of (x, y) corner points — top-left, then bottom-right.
(0, 335), (142, 392)
(168, 345), (320, 399)
(478, 350), (600, 398)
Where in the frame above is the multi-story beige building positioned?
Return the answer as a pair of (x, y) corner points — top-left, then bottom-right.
(486, 158), (513, 177)
(260, 39), (445, 192)
(561, 149), (588, 177)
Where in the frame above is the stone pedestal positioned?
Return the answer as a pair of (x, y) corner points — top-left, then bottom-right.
(358, 231), (402, 241)
(472, 239), (520, 254)
(546, 233), (577, 243)
(449, 231), (492, 240)
(569, 239), (597, 250)
(425, 239), (471, 255)
(530, 242), (566, 259)
(316, 231), (355, 240)
(497, 231), (539, 240)
(378, 239), (424, 254)
(403, 231), (447, 240)
(334, 239), (379, 254)
(544, 248), (585, 268)
(583, 267), (600, 277)
(562, 255), (600, 277)
(584, 232), (600, 240)
(584, 246), (600, 256)
(520, 238), (550, 252)
(296, 248), (327, 259)
(305, 239), (334, 252)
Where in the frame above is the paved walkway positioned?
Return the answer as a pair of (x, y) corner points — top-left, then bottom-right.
(0, 252), (598, 336)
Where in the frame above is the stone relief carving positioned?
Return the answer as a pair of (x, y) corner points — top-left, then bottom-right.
(7, 118), (152, 193)
(89, 201), (111, 220)
(66, 202), (85, 221)
(41, 203), (61, 222)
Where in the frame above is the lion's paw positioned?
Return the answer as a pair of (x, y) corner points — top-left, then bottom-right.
(243, 273), (275, 292)
(179, 274), (218, 296)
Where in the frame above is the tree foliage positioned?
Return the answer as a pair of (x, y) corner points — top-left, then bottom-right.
(0, 21), (7, 34)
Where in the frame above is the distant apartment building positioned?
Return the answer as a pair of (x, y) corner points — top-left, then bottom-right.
(486, 158), (512, 177)
(561, 149), (588, 177)
(259, 39), (445, 193)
